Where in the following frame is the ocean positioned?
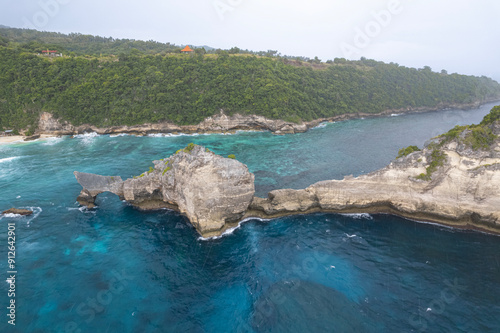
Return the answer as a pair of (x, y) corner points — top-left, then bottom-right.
(1, 102), (499, 332)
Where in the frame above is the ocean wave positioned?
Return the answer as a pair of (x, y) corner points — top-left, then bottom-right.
(67, 206), (96, 214)
(311, 122), (333, 129)
(74, 132), (99, 139)
(340, 213), (373, 220)
(0, 156), (20, 163)
(42, 137), (64, 146)
(198, 217), (271, 241)
(391, 113), (402, 117)
(74, 132), (99, 145)
(146, 130), (256, 138)
(2, 213), (22, 218)
(109, 133), (131, 138)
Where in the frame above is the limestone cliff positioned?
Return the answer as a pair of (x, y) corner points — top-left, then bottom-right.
(39, 111), (313, 136)
(75, 144), (255, 237)
(74, 107), (500, 237)
(36, 100), (494, 137)
(247, 112), (500, 234)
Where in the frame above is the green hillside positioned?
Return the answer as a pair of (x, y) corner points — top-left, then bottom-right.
(1, 28), (499, 132)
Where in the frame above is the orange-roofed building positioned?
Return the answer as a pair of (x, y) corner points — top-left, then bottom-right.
(181, 45), (194, 53)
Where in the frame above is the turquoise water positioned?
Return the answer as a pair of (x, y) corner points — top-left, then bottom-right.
(1, 102), (500, 332)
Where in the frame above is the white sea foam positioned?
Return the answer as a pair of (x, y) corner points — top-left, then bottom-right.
(26, 207), (42, 226)
(197, 217), (271, 241)
(345, 234), (357, 238)
(74, 132), (99, 139)
(391, 113), (402, 117)
(67, 206), (96, 214)
(341, 213), (373, 220)
(2, 213), (21, 218)
(311, 122), (333, 129)
(145, 130), (256, 138)
(42, 137), (64, 146)
(147, 132), (201, 138)
(0, 156), (20, 163)
(74, 132), (99, 145)
(109, 133), (131, 138)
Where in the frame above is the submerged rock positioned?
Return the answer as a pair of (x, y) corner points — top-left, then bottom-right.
(74, 144), (255, 237)
(2, 208), (33, 216)
(251, 280), (370, 333)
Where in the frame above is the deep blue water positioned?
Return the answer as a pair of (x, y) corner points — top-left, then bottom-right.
(1, 102), (500, 332)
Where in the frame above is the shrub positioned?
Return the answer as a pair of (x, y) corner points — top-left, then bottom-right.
(397, 145), (420, 159)
(480, 105), (500, 125)
(184, 143), (195, 152)
(228, 154), (236, 159)
(416, 149), (446, 181)
(465, 126), (496, 150)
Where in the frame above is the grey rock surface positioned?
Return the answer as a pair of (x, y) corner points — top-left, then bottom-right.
(75, 145), (255, 237)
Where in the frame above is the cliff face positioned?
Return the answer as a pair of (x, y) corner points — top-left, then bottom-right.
(39, 111), (314, 136)
(74, 109), (500, 237)
(75, 145), (255, 237)
(37, 100), (496, 137)
(248, 120), (500, 233)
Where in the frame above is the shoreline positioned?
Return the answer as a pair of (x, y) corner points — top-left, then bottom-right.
(0, 134), (58, 145)
(24, 99), (500, 141)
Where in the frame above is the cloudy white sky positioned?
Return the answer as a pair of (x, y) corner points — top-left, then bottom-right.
(2, 0), (499, 80)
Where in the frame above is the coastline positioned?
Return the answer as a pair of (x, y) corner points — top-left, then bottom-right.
(33, 99), (500, 139)
(0, 134), (58, 145)
(0, 135), (25, 144)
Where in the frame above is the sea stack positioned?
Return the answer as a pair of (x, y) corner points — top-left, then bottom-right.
(75, 144), (255, 237)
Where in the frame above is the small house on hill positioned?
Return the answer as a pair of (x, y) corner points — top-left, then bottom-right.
(42, 50), (60, 57)
(181, 45), (194, 53)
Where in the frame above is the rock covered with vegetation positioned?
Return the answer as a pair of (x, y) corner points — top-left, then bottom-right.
(248, 106), (500, 234)
(75, 144), (255, 237)
(75, 107), (500, 237)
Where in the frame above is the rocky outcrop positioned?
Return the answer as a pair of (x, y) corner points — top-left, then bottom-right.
(74, 173), (124, 208)
(38, 112), (75, 134)
(74, 145), (255, 237)
(73, 109), (500, 237)
(2, 208), (33, 216)
(37, 100), (499, 137)
(23, 134), (40, 141)
(38, 111), (312, 136)
(246, 119), (500, 234)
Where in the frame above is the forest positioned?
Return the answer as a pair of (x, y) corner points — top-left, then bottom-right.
(1, 27), (500, 132)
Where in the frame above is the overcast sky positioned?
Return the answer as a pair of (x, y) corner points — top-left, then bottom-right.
(2, 0), (499, 81)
